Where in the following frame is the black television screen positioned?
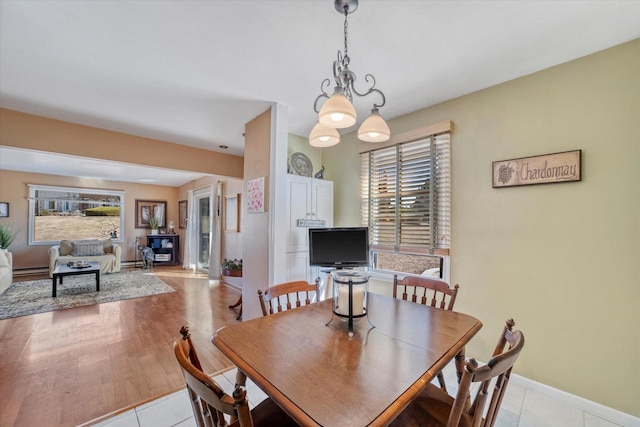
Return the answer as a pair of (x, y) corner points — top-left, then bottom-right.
(309, 227), (369, 268)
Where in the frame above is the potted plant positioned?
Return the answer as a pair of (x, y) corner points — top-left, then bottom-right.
(0, 223), (15, 250)
(221, 258), (243, 277)
(148, 217), (159, 235)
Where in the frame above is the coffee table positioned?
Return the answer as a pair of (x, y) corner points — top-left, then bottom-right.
(51, 262), (101, 297)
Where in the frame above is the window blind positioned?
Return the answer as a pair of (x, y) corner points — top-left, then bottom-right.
(361, 132), (450, 255)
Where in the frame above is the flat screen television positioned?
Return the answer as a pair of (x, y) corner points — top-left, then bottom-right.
(308, 227), (369, 268)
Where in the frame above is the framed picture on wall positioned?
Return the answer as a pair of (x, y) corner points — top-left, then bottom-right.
(0, 202), (8, 217)
(178, 200), (187, 229)
(135, 200), (167, 229)
(225, 194), (240, 232)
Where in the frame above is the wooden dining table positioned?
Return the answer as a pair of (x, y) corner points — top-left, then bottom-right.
(212, 292), (482, 427)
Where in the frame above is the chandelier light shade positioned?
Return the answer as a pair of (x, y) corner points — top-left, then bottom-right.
(309, 0), (390, 146)
(318, 91), (357, 128)
(309, 122), (341, 147)
(358, 108), (390, 142)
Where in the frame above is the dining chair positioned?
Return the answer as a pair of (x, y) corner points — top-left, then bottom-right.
(173, 326), (297, 427)
(258, 279), (320, 316)
(393, 274), (460, 391)
(390, 318), (525, 427)
(393, 274), (459, 310)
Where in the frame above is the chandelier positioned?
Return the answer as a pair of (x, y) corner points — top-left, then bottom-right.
(309, 0), (390, 147)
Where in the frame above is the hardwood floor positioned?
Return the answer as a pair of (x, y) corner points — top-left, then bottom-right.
(0, 267), (242, 427)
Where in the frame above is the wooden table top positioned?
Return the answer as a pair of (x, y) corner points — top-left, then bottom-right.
(212, 293), (482, 427)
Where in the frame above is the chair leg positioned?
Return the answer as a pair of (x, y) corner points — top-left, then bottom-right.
(437, 371), (448, 392)
(235, 369), (247, 388)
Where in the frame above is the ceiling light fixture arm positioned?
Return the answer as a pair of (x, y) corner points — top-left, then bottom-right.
(313, 79), (333, 113)
(351, 73), (386, 109)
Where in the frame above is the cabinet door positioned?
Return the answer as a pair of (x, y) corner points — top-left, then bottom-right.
(311, 180), (333, 228)
(286, 251), (310, 282)
(287, 176), (312, 252)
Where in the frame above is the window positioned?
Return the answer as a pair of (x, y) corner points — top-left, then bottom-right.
(360, 122), (451, 275)
(28, 185), (124, 245)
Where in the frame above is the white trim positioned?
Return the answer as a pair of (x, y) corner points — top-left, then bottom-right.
(509, 373), (640, 427)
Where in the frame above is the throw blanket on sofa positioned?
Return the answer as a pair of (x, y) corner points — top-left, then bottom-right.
(49, 239), (122, 277)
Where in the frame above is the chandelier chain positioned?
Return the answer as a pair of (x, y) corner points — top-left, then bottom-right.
(343, 6), (349, 62)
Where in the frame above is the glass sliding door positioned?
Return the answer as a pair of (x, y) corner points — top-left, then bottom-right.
(195, 189), (212, 272)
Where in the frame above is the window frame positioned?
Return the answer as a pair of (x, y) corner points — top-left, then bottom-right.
(28, 184), (125, 246)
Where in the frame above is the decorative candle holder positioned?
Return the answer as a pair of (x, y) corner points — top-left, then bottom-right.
(326, 270), (374, 336)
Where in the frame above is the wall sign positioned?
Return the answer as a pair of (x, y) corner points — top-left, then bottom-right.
(492, 150), (581, 188)
(297, 219), (326, 227)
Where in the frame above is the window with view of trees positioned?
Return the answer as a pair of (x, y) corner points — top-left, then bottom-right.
(28, 185), (124, 245)
(360, 125), (451, 275)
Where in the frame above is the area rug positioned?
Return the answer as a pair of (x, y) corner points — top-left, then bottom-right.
(0, 270), (175, 320)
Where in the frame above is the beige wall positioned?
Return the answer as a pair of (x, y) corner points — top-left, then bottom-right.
(242, 108), (273, 320)
(0, 108), (244, 178)
(324, 39), (640, 415)
(0, 169), (179, 269)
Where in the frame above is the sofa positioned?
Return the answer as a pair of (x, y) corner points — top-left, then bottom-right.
(0, 250), (12, 295)
(49, 239), (121, 277)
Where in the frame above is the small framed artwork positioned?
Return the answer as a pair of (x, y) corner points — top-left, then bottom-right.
(247, 176), (265, 213)
(225, 194), (240, 232)
(178, 200), (188, 229)
(0, 202), (8, 217)
(135, 200), (167, 229)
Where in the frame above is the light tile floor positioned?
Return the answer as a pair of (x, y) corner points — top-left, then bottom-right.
(92, 363), (626, 427)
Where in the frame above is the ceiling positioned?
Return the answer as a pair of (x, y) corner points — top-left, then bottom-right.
(1, 1), (638, 185)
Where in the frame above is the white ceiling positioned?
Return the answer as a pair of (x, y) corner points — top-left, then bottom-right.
(1, 0), (638, 184)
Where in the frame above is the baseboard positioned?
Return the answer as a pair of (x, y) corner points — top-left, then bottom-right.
(13, 268), (48, 277)
(510, 373), (640, 427)
(221, 276), (242, 292)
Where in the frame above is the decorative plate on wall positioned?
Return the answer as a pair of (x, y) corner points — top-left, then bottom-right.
(290, 152), (313, 177)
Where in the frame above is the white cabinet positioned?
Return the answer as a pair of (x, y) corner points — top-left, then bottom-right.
(286, 175), (333, 283)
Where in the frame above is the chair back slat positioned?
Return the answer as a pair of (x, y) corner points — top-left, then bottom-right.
(484, 374), (508, 427)
(393, 274), (459, 311)
(258, 279), (320, 316)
